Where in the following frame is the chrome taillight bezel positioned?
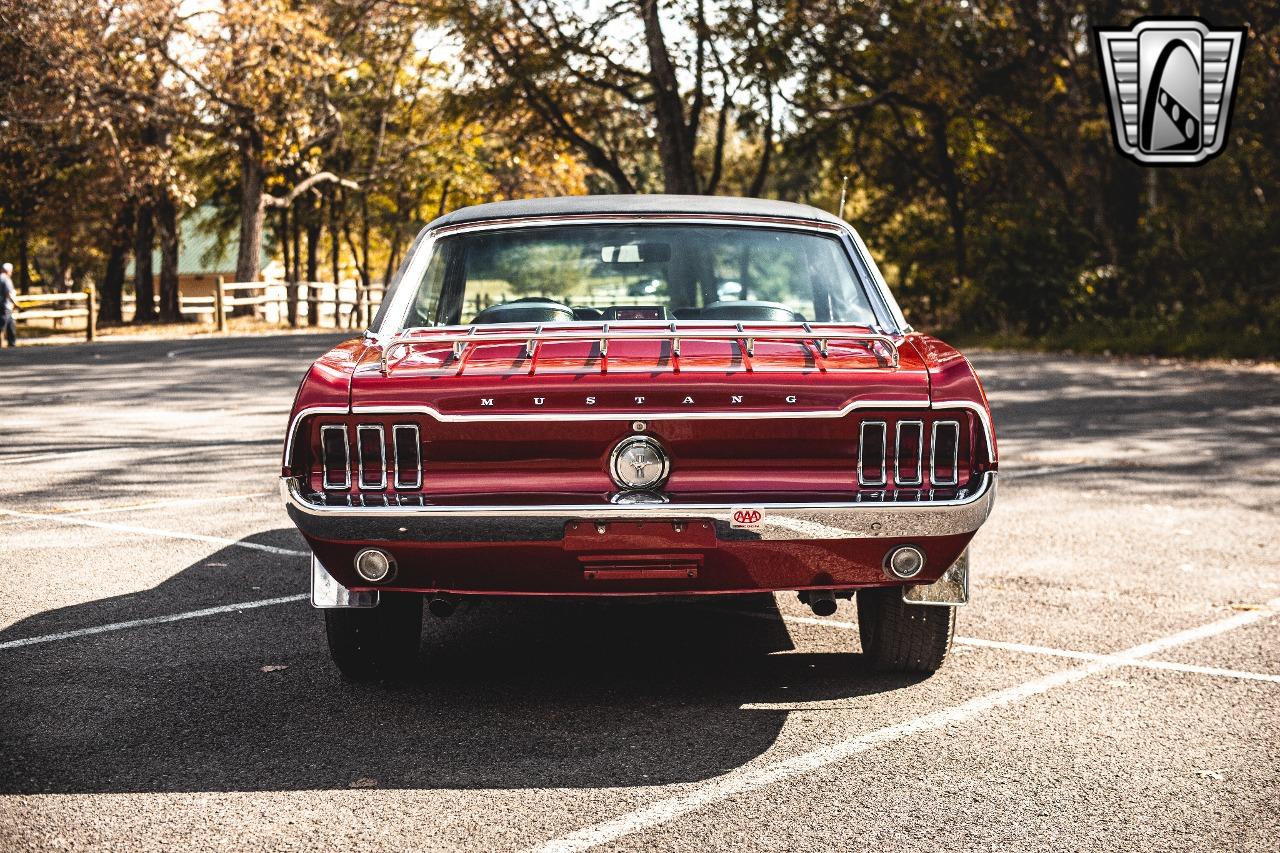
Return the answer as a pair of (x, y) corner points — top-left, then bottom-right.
(392, 424), (423, 490)
(357, 424), (388, 491)
(320, 424), (351, 491)
(930, 420), (961, 486)
(894, 419), (925, 486)
(857, 420), (888, 487)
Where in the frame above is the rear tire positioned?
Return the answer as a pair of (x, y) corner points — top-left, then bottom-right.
(856, 587), (955, 673)
(324, 592), (423, 680)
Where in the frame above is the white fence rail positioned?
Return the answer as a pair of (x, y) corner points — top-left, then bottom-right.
(13, 279), (386, 341)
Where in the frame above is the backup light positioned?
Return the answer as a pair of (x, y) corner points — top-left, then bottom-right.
(354, 548), (395, 583)
(885, 545), (925, 579)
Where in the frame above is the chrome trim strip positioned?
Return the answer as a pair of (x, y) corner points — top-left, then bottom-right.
(349, 398), (927, 422)
(895, 419), (924, 486)
(284, 405), (350, 469)
(857, 420), (887, 487)
(931, 399), (996, 462)
(930, 420), (961, 487)
(357, 424), (387, 491)
(281, 472), (996, 544)
(320, 425), (350, 491)
(393, 424), (422, 490)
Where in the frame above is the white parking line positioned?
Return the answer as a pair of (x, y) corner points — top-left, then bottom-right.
(0, 507), (308, 557)
(532, 599), (1280, 853)
(757, 611), (1280, 684)
(68, 492), (274, 516)
(0, 594), (308, 651)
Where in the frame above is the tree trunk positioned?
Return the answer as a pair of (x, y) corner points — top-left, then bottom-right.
(17, 219), (31, 293)
(133, 199), (157, 323)
(929, 112), (967, 285)
(330, 188), (342, 327)
(359, 193), (371, 326)
(156, 189), (181, 322)
(291, 206), (304, 326)
(99, 204), (135, 325)
(641, 0), (699, 194)
(382, 227), (402, 290)
(305, 205), (321, 327)
(235, 133), (265, 284)
(280, 207), (297, 327)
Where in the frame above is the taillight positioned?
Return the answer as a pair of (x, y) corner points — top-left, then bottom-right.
(930, 420), (960, 486)
(357, 424), (387, 490)
(857, 415), (967, 490)
(320, 425), (350, 490)
(393, 424), (422, 489)
(895, 420), (924, 485)
(857, 421), (887, 486)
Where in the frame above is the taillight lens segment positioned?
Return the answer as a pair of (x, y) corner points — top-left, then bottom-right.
(858, 415), (971, 491)
(320, 425), (350, 490)
(393, 425), (422, 489)
(357, 424), (387, 490)
(318, 421), (424, 492)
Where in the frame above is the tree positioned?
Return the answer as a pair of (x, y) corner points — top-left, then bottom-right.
(443, 0), (776, 195)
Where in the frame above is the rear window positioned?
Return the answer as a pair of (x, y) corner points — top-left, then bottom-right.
(398, 224), (880, 328)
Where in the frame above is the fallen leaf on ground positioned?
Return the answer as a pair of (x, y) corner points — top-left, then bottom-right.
(1229, 603), (1265, 611)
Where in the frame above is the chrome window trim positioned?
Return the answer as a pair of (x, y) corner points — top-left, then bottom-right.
(371, 214), (907, 340)
(320, 425), (351, 491)
(392, 424), (423, 490)
(895, 419), (925, 486)
(357, 424), (388, 491)
(930, 420), (961, 487)
(857, 420), (888, 487)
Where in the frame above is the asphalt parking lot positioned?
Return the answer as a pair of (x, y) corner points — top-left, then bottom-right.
(0, 333), (1277, 852)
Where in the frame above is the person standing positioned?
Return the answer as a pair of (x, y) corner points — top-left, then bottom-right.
(0, 263), (17, 347)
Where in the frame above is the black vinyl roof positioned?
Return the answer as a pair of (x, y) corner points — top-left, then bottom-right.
(424, 194), (847, 231)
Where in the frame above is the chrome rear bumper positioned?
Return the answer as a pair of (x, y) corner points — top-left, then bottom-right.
(281, 472), (996, 543)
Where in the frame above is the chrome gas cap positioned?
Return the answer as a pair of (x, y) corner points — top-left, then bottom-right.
(609, 435), (670, 491)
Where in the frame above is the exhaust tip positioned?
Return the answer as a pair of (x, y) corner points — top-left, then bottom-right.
(428, 596), (458, 618)
(885, 545), (925, 580)
(807, 589), (838, 617)
(354, 548), (395, 583)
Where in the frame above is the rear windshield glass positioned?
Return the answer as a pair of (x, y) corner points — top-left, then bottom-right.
(398, 224), (879, 328)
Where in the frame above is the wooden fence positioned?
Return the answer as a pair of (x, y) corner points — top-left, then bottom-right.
(12, 279), (385, 342)
(13, 289), (97, 342)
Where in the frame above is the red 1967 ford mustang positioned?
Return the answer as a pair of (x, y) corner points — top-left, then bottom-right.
(281, 195), (997, 679)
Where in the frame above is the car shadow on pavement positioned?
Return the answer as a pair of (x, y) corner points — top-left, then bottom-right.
(0, 531), (918, 794)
